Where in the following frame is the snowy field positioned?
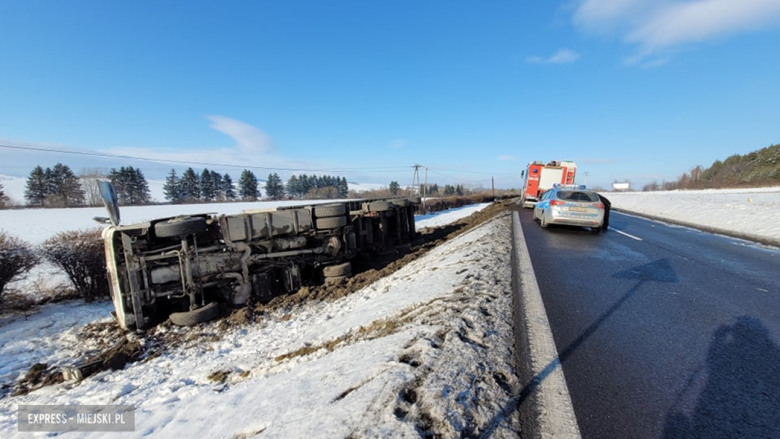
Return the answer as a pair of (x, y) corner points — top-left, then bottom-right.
(607, 187), (780, 246)
(1, 187), (779, 437)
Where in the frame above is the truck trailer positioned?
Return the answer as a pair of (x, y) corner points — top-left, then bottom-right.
(96, 182), (420, 330)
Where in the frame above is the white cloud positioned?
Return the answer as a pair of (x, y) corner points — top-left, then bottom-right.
(207, 115), (274, 154)
(573, 0), (780, 61)
(527, 48), (581, 64)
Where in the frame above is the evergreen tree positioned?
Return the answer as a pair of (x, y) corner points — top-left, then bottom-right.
(0, 182), (7, 207)
(444, 184), (455, 196)
(49, 163), (84, 207)
(456, 185), (464, 196)
(108, 167), (129, 205)
(339, 177), (349, 198)
(299, 174), (312, 196)
(200, 168), (216, 201)
(129, 167), (151, 204)
(43, 167), (59, 202)
(389, 181), (400, 196)
(24, 165), (48, 206)
(286, 175), (301, 198)
(238, 169), (259, 200)
(108, 167), (150, 205)
(210, 170), (224, 201)
(223, 173), (236, 201)
(163, 169), (181, 203)
(180, 167), (201, 201)
(265, 173), (285, 200)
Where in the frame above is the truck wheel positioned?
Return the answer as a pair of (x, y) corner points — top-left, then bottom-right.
(323, 262), (352, 277)
(169, 302), (219, 326)
(155, 217), (208, 238)
(313, 204), (346, 218)
(316, 216), (347, 229)
(366, 201), (391, 212)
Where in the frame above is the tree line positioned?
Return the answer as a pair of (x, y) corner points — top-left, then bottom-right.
(643, 143), (780, 191)
(163, 168), (240, 203)
(285, 174), (349, 199)
(387, 181), (467, 197)
(14, 163), (350, 207)
(163, 169), (349, 202)
(22, 164), (151, 207)
(24, 164), (86, 207)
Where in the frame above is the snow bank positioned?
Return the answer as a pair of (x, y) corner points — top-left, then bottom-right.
(607, 187), (780, 244)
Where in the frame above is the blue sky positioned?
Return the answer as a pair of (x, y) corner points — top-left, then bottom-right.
(1, 0), (779, 191)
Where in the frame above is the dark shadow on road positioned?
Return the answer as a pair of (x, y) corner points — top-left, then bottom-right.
(663, 316), (780, 438)
(482, 239), (682, 438)
(515, 259), (679, 401)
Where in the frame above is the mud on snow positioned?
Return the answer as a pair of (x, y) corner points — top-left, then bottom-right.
(1, 200), (523, 438)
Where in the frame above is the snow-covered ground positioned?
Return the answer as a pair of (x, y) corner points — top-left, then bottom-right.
(607, 187), (780, 245)
(1, 203), (519, 438)
(1, 187), (779, 438)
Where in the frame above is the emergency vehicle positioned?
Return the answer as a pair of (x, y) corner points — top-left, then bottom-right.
(520, 160), (577, 208)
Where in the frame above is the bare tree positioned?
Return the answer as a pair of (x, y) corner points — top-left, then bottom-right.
(80, 168), (108, 206)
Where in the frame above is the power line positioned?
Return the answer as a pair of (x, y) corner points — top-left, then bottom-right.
(1, 143), (522, 181)
(427, 168), (493, 184)
(428, 166), (517, 177)
(0, 144), (412, 174)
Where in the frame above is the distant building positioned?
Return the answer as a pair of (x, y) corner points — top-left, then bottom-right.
(612, 182), (630, 191)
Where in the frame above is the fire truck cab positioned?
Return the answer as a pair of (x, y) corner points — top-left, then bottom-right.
(520, 160), (577, 208)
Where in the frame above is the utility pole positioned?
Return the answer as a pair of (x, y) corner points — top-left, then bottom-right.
(423, 167), (428, 212)
(411, 164), (422, 197)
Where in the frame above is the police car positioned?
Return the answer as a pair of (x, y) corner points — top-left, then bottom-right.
(532, 184), (605, 234)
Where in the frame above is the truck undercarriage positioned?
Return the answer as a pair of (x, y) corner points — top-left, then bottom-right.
(99, 190), (420, 330)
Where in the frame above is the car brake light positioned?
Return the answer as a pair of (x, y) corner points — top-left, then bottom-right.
(550, 200), (566, 206)
(594, 202), (605, 209)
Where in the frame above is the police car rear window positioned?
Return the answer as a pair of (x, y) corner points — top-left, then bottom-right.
(557, 191), (599, 202)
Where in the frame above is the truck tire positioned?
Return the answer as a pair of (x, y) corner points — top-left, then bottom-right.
(169, 302), (219, 326)
(155, 217), (208, 238)
(313, 204), (346, 218)
(366, 201), (391, 212)
(316, 216), (347, 229)
(323, 262), (352, 277)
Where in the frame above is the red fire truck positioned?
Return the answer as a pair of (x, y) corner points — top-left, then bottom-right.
(520, 160), (577, 208)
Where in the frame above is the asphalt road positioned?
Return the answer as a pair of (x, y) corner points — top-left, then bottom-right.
(518, 208), (780, 438)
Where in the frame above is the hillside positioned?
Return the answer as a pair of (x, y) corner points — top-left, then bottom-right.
(646, 143), (780, 191)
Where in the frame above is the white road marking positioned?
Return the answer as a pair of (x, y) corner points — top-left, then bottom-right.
(612, 228), (643, 241)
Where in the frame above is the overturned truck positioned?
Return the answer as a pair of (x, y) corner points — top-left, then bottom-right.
(96, 182), (420, 330)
